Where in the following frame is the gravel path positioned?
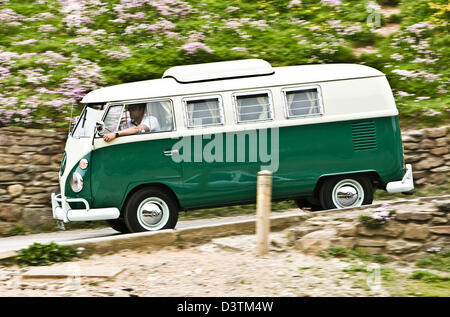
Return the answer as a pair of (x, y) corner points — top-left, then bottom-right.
(0, 235), (396, 297)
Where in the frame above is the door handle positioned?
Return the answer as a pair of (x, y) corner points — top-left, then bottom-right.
(163, 149), (178, 156)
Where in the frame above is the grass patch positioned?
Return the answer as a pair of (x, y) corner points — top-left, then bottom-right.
(320, 246), (389, 264)
(416, 251), (450, 272)
(374, 183), (450, 201)
(0, 224), (29, 237)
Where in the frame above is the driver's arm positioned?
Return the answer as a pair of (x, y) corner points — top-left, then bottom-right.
(103, 123), (149, 142)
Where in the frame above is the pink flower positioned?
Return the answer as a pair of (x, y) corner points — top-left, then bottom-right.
(180, 42), (214, 54)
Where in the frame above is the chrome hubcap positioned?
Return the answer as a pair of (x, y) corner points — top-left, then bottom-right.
(137, 197), (169, 230)
(332, 179), (364, 209)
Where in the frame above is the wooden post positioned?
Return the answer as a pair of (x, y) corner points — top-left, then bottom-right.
(256, 170), (272, 256)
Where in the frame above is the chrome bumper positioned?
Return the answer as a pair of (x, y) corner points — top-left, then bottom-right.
(386, 164), (414, 193)
(51, 193), (120, 226)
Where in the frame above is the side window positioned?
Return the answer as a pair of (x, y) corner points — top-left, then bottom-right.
(103, 104), (123, 133)
(146, 100), (175, 132)
(234, 92), (273, 123)
(184, 96), (223, 128)
(283, 87), (322, 118)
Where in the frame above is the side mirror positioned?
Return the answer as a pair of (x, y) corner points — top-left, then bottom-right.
(95, 120), (105, 136)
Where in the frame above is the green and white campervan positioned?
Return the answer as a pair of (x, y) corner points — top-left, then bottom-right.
(51, 59), (414, 233)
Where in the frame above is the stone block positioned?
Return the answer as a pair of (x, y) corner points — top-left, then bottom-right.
(386, 240), (422, 254)
(21, 207), (53, 228)
(435, 200), (450, 212)
(7, 184), (24, 197)
(32, 155), (52, 165)
(330, 237), (356, 249)
(403, 143), (419, 150)
(429, 226), (450, 235)
(0, 172), (15, 182)
(431, 147), (449, 155)
(0, 203), (22, 222)
(295, 228), (337, 254)
(39, 145), (63, 155)
(7, 145), (37, 154)
(419, 139), (436, 149)
(431, 217), (448, 225)
(429, 173), (447, 185)
(0, 135), (13, 146)
(403, 223), (429, 240)
(410, 212), (433, 221)
(435, 137), (448, 147)
(395, 211), (412, 221)
(425, 127), (448, 138)
(430, 166), (450, 173)
(288, 226), (320, 240)
(415, 157), (444, 170)
(336, 223), (357, 237)
(356, 239), (386, 247)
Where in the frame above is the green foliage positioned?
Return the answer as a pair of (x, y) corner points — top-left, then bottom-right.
(409, 270), (450, 283)
(1, 224), (28, 237)
(16, 242), (79, 267)
(416, 251), (450, 272)
(0, 0), (448, 128)
(322, 246), (389, 264)
(359, 210), (396, 229)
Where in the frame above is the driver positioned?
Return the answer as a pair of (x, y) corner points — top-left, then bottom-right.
(103, 103), (160, 142)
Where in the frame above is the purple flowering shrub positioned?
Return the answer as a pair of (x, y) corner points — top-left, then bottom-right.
(359, 205), (396, 229)
(0, 0), (447, 127)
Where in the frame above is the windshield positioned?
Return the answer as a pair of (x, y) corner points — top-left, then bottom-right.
(71, 104), (105, 138)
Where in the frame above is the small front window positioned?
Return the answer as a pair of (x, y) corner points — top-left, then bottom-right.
(184, 97), (223, 128)
(71, 104), (105, 138)
(234, 92), (273, 123)
(284, 87), (322, 118)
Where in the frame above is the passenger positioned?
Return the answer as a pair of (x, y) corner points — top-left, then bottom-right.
(103, 104), (160, 142)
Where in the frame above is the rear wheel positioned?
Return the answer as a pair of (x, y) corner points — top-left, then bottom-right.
(319, 175), (373, 210)
(124, 187), (179, 233)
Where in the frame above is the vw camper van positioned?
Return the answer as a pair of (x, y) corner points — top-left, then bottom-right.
(51, 59), (414, 233)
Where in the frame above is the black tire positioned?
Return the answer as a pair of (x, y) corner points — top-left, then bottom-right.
(294, 198), (322, 211)
(319, 175), (373, 210)
(124, 187), (179, 233)
(107, 218), (130, 234)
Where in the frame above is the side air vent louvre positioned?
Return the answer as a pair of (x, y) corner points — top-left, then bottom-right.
(351, 121), (377, 151)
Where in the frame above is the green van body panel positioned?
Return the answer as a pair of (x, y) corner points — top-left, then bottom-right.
(64, 115), (404, 212)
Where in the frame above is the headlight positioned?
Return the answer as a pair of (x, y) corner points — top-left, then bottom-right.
(70, 172), (83, 193)
(79, 158), (88, 170)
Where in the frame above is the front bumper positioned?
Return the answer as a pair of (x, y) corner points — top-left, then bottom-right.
(386, 164), (414, 193)
(51, 193), (120, 224)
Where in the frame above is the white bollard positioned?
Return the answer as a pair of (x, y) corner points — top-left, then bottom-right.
(256, 170), (272, 256)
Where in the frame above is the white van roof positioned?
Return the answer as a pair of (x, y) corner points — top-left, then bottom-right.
(162, 59), (274, 83)
(82, 61), (384, 103)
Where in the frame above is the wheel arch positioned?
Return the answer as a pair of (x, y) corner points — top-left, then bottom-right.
(120, 182), (182, 216)
(313, 170), (382, 199)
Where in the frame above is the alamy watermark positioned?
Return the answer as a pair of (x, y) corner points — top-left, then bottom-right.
(170, 127), (280, 173)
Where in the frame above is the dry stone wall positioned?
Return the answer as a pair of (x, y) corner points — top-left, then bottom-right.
(290, 198), (450, 261)
(0, 127), (66, 232)
(0, 125), (448, 233)
(402, 125), (450, 186)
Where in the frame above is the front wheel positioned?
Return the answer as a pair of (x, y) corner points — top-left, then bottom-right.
(319, 175), (373, 210)
(124, 187), (179, 232)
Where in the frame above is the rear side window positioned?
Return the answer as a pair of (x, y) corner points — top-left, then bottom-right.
(234, 92), (273, 123)
(184, 96), (223, 128)
(283, 87), (323, 118)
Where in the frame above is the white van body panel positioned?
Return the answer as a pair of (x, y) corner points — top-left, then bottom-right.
(81, 63), (384, 104)
(90, 75), (398, 151)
